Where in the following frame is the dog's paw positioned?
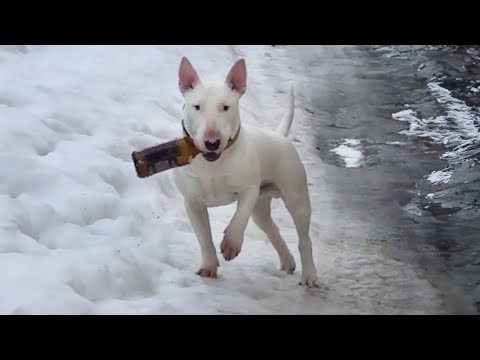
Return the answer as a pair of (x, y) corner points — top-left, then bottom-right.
(220, 236), (242, 261)
(196, 265), (218, 279)
(299, 272), (320, 288)
(220, 227), (243, 261)
(280, 255), (296, 275)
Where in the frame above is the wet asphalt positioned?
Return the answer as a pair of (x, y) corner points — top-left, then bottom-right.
(286, 45), (480, 314)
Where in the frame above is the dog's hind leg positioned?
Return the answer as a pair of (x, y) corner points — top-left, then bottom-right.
(275, 160), (319, 287)
(252, 197), (296, 274)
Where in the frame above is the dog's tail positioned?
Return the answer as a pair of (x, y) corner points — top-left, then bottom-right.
(276, 85), (295, 137)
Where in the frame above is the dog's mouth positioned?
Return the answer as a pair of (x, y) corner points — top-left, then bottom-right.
(202, 152), (221, 162)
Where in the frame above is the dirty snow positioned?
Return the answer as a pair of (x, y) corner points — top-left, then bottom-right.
(330, 139), (364, 168)
(427, 170), (454, 185)
(392, 80), (479, 186)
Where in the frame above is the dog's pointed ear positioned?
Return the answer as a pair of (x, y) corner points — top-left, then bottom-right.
(226, 59), (247, 95)
(179, 57), (200, 95)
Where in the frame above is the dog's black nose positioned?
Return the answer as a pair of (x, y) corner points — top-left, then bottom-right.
(205, 139), (221, 151)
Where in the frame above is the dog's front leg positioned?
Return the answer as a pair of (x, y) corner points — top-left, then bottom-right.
(221, 185), (260, 261)
(184, 199), (219, 278)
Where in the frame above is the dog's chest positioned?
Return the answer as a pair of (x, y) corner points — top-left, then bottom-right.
(194, 175), (242, 207)
(175, 162), (248, 207)
(174, 137), (259, 207)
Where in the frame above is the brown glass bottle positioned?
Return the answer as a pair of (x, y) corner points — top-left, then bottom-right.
(132, 137), (202, 178)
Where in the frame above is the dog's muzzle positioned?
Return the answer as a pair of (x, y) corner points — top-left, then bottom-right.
(203, 152), (221, 162)
(182, 120), (241, 163)
(203, 139), (221, 161)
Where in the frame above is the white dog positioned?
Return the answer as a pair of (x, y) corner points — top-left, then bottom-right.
(173, 57), (318, 287)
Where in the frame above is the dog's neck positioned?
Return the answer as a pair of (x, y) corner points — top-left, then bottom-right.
(181, 119), (242, 151)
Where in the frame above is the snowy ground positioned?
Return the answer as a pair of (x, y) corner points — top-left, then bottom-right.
(0, 45), (443, 314)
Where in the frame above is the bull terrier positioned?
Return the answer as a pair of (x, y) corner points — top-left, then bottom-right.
(173, 56), (319, 287)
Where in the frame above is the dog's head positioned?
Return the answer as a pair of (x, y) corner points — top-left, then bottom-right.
(178, 57), (246, 162)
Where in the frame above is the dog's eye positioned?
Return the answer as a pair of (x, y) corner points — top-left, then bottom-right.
(223, 105), (230, 111)
(194, 105), (200, 110)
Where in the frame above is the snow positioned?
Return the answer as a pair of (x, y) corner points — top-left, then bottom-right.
(330, 139), (364, 168)
(403, 202), (424, 217)
(392, 83), (479, 151)
(392, 109), (418, 123)
(427, 170), (454, 185)
(0, 45), (442, 314)
(392, 81), (479, 186)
